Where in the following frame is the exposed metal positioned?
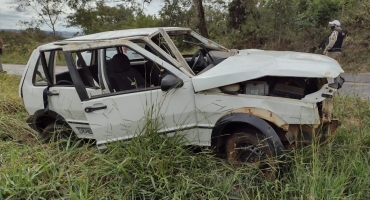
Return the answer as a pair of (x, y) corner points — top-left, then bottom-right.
(322, 98), (334, 122)
(225, 107), (289, 131)
(285, 120), (341, 145)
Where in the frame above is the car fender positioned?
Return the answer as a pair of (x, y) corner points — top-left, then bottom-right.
(224, 107), (289, 131)
(211, 113), (284, 156)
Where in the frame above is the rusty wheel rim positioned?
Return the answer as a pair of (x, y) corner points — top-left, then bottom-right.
(235, 143), (264, 165)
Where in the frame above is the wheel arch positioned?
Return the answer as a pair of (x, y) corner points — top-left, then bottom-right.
(28, 109), (68, 133)
(211, 112), (285, 156)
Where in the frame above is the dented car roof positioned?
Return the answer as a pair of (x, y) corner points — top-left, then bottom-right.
(65, 27), (188, 41)
(38, 27), (190, 51)
(192, 50), (344, 92)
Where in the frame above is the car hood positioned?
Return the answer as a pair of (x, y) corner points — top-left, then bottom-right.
(192, 49), (344, 92)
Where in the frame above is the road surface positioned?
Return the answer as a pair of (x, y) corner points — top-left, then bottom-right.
(2, 64), (370, 99)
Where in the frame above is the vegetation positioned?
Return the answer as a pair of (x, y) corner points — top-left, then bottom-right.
(0, 0), (368, 199)
(0, 0), (369, 199)
(1, 0), (369, 72)
(15, 0), (67, 40)
(1, 73), (370, 199)
(0, 29), (63, 64)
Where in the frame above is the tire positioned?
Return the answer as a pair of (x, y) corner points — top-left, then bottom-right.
(41, 123), (75, 142)
(225, 128), (279, 179)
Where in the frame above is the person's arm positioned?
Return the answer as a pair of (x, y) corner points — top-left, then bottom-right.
(323, 31), (338, 54)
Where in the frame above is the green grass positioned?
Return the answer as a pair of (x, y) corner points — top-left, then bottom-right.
(1, 73), (370, 199)
(1, 49), (66, 65)
(1, 53), (31, 65)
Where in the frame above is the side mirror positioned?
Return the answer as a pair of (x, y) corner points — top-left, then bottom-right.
(161, 75), (183, 91)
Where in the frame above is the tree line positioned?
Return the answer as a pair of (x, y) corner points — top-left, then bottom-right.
(6, 0), (370, 71)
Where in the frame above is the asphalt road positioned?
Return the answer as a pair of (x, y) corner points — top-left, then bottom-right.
(3, 64), (370, 99)
(336, 74), (370, 99)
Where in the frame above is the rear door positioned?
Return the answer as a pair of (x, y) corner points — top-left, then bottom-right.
(46, 49), (102, 138)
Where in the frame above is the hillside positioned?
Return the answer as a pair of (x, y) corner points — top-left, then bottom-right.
(1, 29), (78, 38)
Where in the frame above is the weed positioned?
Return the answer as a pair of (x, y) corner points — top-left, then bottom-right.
(1, 74), (370, 199)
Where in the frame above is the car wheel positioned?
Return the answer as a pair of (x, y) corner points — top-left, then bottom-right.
(41, 123), (75, 142)
(225, 128), (278, 179)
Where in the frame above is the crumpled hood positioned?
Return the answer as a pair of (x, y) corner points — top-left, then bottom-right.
(192, 49), (344, 92)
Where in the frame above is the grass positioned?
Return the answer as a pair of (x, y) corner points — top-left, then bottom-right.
(1, 53), (31, 65)
(1, 73), (370, 199)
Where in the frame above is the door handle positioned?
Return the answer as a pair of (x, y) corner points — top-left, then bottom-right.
(47, 91), (59, 96)
(84, 105), (107, 113)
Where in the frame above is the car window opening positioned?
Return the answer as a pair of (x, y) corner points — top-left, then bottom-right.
(151, 32), (233, 75)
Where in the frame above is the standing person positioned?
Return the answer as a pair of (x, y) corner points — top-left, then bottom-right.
(0, 38), (4, 73)
(323, 20), (346, 60)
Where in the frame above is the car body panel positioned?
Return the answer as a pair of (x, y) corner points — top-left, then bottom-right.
(192, 50), (344, 92)
(194, 93), (320, 129)
(20, 49), (44, 115)
(19, 49), (38, 99)
(82, 81), (203, 146)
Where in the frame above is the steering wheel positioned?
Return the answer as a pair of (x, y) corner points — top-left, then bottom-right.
(190, 49), (203, 69)
(190, 49), (209, 73)
(56, 80), (73, 85)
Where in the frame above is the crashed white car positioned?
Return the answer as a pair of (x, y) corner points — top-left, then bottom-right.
(19, 27), (344, 168)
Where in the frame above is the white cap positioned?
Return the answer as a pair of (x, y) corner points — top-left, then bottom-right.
(329, 20), (340, 26)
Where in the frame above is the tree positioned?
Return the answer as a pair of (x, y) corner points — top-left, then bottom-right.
(193, 0), (209, 37)
(67, 1), (160, 34)
(228, 0), (247, 29)
(158, 0), (193, 27)
(15, 0), (67, 40)
(158, 0), (210, 36)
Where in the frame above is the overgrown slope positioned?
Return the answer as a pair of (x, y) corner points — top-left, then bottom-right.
(1, 74), (370, 199)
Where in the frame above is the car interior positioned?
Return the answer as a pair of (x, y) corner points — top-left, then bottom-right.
(54, 45), (168, 92)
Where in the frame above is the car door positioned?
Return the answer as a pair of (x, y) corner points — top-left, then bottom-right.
(65, 41), (203, 148)
(45, 49), (102, 138)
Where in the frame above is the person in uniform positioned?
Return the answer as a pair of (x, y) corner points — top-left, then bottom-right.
(323, 20), (346, 60)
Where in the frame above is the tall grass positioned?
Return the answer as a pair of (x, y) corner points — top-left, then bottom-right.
(1, 73), (370, 199)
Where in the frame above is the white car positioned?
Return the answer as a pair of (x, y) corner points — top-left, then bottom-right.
(19, 27), (344, 171)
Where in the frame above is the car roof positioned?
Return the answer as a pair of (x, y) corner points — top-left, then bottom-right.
(38, 27), (190, 51)
(66, 27), (189, 41)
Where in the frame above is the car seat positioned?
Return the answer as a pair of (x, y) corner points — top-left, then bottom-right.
(108, 53), (148, 91)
